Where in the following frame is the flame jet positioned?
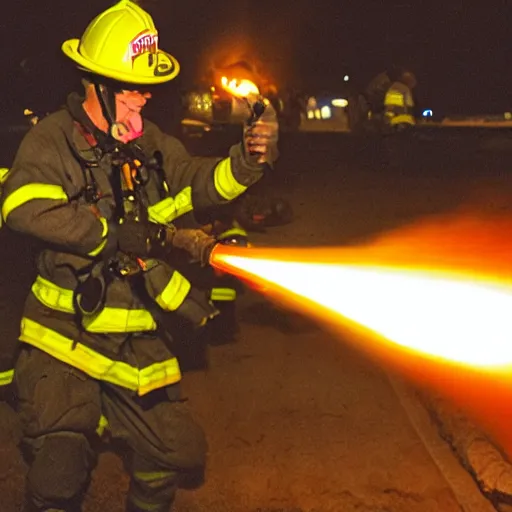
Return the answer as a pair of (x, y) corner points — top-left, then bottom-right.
(208, 213), (512, 455)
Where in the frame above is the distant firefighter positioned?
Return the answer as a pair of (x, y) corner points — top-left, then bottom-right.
(384, 68), (417, 131)
(365, 71), (392, 117)
(365, 67), (417, 133)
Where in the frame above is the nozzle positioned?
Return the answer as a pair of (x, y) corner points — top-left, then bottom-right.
(209, 241), (250, 269)
(246, 96), (267, 126)
(208, 242), (222, 267)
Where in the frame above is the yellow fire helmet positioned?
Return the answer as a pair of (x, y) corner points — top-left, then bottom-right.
(61, 0), (180, 85)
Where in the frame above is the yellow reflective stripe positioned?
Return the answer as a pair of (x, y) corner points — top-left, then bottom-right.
(139, 359), (181, 396)
(20, 318), (181, 395)
(148, 197), (175, 224)
(385, 92), (405, 107)
(88, 217), (109, 257)
(96, 415), (109, 437)
(217, 227), (248, 240)
(147, 186), (193, 225)
(214, 158), (247, 200)
(128, 495), (164, 512)
(0, 166), (9, 227)
(211, 288), (237, 301)
(133, 471), (174, 483)
(2, 183), (68, 221)
(32, 276), (157, 333)
(0, 168), (10, 185)
(21, 318), (140, 389)
(83, 308), (157, 333)
(390, 114), (415, 126)
(0, 369), (14, 386)
(88, 239), (107, 257)
(174, 187), (193, 217)
(32, 275), (74, 313)
(155, 271), (191, 311)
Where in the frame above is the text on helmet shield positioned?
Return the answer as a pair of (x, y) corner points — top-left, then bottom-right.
(129, 30), (158, 62)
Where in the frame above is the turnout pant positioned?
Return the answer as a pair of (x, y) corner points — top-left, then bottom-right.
(15, 346), (207, 512)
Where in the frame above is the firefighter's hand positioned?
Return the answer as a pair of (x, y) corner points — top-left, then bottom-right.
(117, 220), (165, 257)
(243, 101), (279, 166)
(168, 228), (217, 266)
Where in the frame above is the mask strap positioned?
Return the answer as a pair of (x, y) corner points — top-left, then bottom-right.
(94, 82), (124, 140)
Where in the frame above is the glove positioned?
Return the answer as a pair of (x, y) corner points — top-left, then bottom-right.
(243, 99), (279, 166)
(117, 219), (165, 257)
(167, 227), (217, 266)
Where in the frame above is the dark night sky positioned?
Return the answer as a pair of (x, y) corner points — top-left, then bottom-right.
(1, 0), (512, 116)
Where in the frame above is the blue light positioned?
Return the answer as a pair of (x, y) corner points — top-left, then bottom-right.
(422, 109), (433, 117)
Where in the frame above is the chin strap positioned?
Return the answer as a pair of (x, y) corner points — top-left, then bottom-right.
(93, 81), (132, 143)
(94, 83), (116, 126)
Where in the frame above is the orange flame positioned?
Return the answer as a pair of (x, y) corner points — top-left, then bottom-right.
(211, 243), (512, 368)
(210, 214), (512, 454)
(220, 76), (260, 98)
(214, 253), (512, 367)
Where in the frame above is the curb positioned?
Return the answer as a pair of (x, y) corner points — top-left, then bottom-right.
(417, 387), (512, 511)
(388, 376), (498, 512)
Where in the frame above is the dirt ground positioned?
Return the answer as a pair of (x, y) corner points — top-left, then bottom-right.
(1, 128), (510, 511)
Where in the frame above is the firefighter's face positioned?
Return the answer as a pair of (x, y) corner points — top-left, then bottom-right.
(113, 90), (152, 142)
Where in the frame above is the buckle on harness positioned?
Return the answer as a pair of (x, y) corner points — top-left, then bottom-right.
(108, 258), (142, 278)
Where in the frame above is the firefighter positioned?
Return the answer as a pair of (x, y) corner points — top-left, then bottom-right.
(0, 168), (16, 395)
(365, 71), (391, 117)
(362, 71), (391, 132)
(1, 2), (278, 512)
(384, 69), (417, 131)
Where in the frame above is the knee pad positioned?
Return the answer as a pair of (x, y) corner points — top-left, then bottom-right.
(27, 432), (93, 507)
